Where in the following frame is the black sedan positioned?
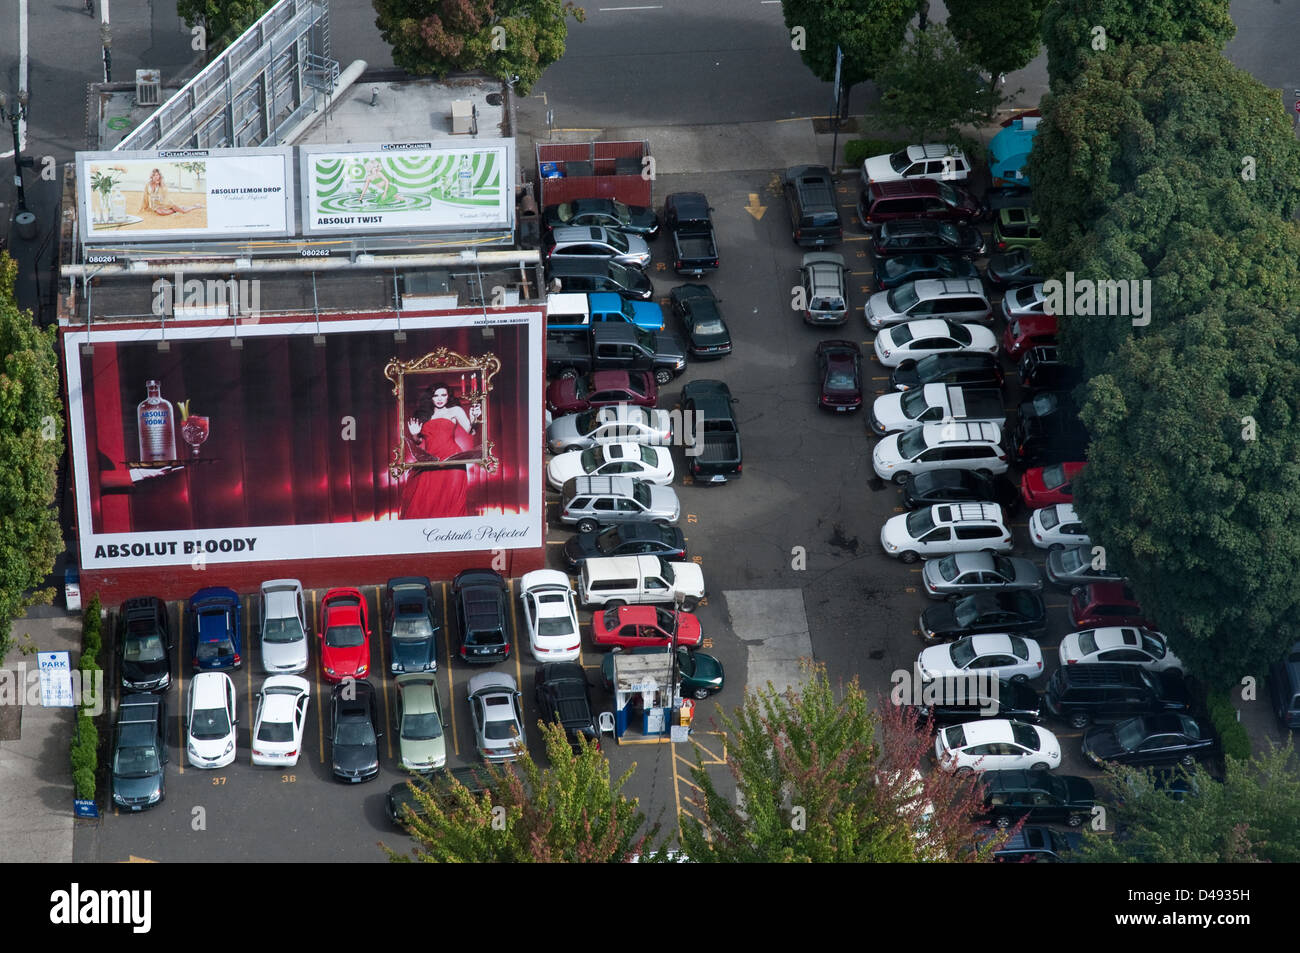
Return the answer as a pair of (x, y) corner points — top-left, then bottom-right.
(669, 284), (733, 358)
(330, 679), (381, 783)
(902, 469), (1018, 509)
(1082, 714), (1215, 768)
(385, 576), (439, 674)
(873, 253), (980, 291)
(563, 522), (688, 569)
(815, 340), (863, 412)
(872, 219), (985, 259)
(920, 590), (1047, 643)
(542, 197), (660, 239)
(914, 677), (1042, 726)
(985, 249), (1045, 289)
(890, 352), (1004, 393)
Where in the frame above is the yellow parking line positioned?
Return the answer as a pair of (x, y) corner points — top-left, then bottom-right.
(175, 602), (185, 775)
(507, 577), (524, 745)
(677, 774), (703, 793)
(312, 590), (324, 765)
(244, 596), (254, 741)
(618, 735), (671, 745)
(375, 585), (393, 761)
(441, 582), (459, 757)
(690, 736), (726, 764)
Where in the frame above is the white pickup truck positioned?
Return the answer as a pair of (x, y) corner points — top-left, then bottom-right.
(870, 384), (1006, 436)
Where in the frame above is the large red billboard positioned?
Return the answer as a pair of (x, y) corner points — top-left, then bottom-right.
(64, 312), (543, 571)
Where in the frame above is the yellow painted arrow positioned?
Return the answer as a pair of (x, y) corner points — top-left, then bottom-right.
(744, 193), (767, 220)
(125, 855), (158, 863)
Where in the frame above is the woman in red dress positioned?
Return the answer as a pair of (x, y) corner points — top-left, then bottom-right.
(400, 385), (482, 518)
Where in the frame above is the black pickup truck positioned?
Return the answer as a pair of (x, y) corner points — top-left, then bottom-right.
(681, 379), (742, 484)
(665, 192), (719, 277)
(547, 322), (688, 386)
(535, 662), (600, 750)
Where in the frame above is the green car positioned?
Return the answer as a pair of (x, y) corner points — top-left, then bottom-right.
(600, 646), (724, 700)
(394, 673), (446, 773)
(386, 767), (493, 828)
(992, 207), (1042, 252)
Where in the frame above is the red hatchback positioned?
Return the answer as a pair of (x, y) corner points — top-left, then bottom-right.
(1001, 313), (1058, 358)
(591, 605), (703, 650)
(816, 340), (863, 412)
(319, 587), (372, 683)
(1070, 582), (1155, 629)
(546, 370), (658, 414)
(1021, 462), (1085, 508)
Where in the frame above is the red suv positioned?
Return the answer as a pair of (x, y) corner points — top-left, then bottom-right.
(857, 179), (985, 231)
(1070, 582), (1155, 629)
(1021, 462), (1085, 508)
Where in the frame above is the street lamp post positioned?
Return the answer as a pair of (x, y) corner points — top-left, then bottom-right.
(0, 91), (33, 215)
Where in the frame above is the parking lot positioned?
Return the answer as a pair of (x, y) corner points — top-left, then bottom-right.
(79, 163), (1122, 863)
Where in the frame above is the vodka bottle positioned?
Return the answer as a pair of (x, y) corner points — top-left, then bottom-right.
(137, 380), (176, 462)
(457, 155), (473, 197)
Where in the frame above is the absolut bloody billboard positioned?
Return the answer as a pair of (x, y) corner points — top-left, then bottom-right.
(63, 312), (543, 570)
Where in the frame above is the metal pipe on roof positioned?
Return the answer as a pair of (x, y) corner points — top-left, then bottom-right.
(61, 249), (541, 279)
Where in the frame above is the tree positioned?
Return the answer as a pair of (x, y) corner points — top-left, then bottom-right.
(371, 0), (585, 96)
(947, 0), (1052, 78)
(0, 254), (62, 661)
(175, 0), (275, 59)
(780, 0), (920, 119)
(678, 662), (995, 862)
(1075, 303), (1300, 682)
(869, 24), (994, 140)
(1075, 746), (1300, 862)
(382, 719), (660, 862)
(1041, 0), (1234, 92)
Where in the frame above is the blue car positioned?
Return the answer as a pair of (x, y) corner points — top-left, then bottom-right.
(188, 587), (243, 671)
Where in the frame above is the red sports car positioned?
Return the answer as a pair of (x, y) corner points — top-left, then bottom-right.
(591, 605), (703, 650)
(1020, 461), (1085, 508)
(1070, 582), (1155, 629)
(546, 370), (657, 414)
(319, 587), (371, 683)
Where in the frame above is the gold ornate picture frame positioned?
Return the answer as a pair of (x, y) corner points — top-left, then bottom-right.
(385, 348), (502, 477)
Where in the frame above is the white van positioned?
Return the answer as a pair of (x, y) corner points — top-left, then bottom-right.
(578, 555), (705, 610)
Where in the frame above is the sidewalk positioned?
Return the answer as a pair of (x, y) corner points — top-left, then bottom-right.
(0, 603), (82, 863)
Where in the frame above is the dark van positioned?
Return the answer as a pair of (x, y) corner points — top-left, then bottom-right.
(1018, 345), (1080, 392)
(547, 259), (654, 301)
(784, 165), (842, 247)
(857, 179), (984, 231)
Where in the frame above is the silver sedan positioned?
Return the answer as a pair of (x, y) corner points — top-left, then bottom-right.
(922, 552), (1043, 599)
(467, 672), (525, 763)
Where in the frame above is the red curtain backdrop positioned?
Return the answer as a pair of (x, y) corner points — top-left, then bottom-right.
(82, 323), (531, 534)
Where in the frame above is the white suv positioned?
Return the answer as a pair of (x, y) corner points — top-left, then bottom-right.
(861, 144), (972, 186)
(880, 502), (1012, 563)
(864, 278), (992, 330)
(873, 421), (1007, 485)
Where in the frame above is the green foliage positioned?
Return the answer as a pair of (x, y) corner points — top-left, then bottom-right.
(844, 138), (907, 169)
(0, 255), (62, 653)
(869, 24), (999, 141)
(81, 595), (103, 669)
(371, 0), (586, 96)
(175, 0), (275, 57)
(1075, 746), (1300, 862)
(1204, 693), (1251, 762)
(383, 719), (659, 862)
(678, 662), (992, 862)
(946, 0), (1051, 76)
(71, 712), (98, 800)
(779, 0), (918, 92)
(1041, 0), (1234, 93)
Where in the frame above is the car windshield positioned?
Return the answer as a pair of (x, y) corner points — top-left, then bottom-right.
(948, 324), (973, 345)
(402, 711), (443, 741)
(1041, 463), (1065, 487)
(392, 610), (434, 640)
(612, 200), (631, 221)
(659, 558), (676, 585)
(124, 634), (166, 663)
(1077, 630), (1098, 655)
(257, 719), (294, 743)
(579, 448), (602, 470)
(949, 639), (976, 668)
(337, 718), (377, 747)
(325, 625), (365, 648)
(1059, 547), (1087, 572)
(604, 230), (630, 252)
(608, 262), (635, 285)
(900, 388), (931, 420)
(694, 317), (726, 335)
(1011, 723), (1040, 751)
(1031, 393), (1060, 415)
(602, 607), (622, 628)
(938, 222), (959, 244)
(936, 181), (959, 204)
(888, 149), (911, 173)
(905, 508), (937, 537)
(1140, 632), (1166, 658)
(632, 482), (652, 509)
(992, 555), (1014, 580)
(638, 445), (658, 465)
(595, 527), (625, 553)
(891, 323), (915, 345)
(936, 555), (959, 582)
(483, 703), (519, 740)
(190, 706), (231, 740)
(537, 606), (576, 637)
(114, 746), (160, 778)
(1114, 719), (1146, 751)
(196, 639), (233, 661)
(953, 598), (981, 628)
(826, 361), (856, 389)
(897, 427), (927, 459)
(262, 617), (304, 644)
(887, 284), (920, 313)
(1040, 508), (1061, 530)
(1178, 716), (1200, 739)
